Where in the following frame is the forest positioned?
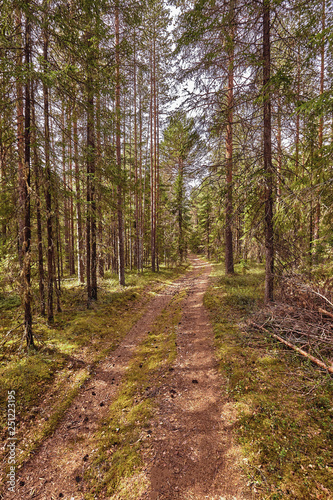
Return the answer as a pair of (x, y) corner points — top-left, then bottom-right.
(1, 0), (333, 498)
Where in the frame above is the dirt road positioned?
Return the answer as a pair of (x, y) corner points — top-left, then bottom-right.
(5, 257), (250, 500)
(142, 257), (250, 500)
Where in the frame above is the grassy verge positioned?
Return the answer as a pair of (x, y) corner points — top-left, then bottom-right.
(0, 265), (188, 473)
(204, 262), (333, 500)
(84, 289), (186, 499)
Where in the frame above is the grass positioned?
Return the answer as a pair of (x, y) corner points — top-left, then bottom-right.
(0, 264), (189, 477)
(204, 262), (333, 499)
(84, 288), (186, 499)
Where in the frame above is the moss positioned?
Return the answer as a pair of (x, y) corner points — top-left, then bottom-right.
(205, 261), (333, 499)
(0, 294), (21, 310)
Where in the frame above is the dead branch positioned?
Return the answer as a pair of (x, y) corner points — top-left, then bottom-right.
(0, 323), (24, 347)
(319, 307), (333, 320)
(250, 322), (333, 375)
(299, 285), (333, 310)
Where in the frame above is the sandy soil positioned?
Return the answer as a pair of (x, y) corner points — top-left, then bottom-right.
(3, 257), (251, 500)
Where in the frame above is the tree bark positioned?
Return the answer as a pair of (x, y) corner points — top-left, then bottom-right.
(225, 0), (235, 274)
(16, 10), (24, 268)
(178, 159), (184, 262)
(314, 0), (325, 260)
(68, 108), (75, 276)
(150, 40), (156, 272)
(31, 84), (46, 316)
(115, 2), (125, 286)
(263, 0), (274, 303)
(23, 11), (33, 347)
(73, 107), (84, 283)
(42, 18), (54, 322)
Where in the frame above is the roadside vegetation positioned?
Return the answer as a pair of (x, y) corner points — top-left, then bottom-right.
(205, 262), (333, 499)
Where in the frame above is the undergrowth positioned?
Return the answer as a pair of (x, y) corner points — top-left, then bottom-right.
(84, 289), (186, 499)
(204, 262), (333, 499)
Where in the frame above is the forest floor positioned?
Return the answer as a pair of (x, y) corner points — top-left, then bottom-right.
(1, 256), (333, 499)
(1, 256), (251, 500)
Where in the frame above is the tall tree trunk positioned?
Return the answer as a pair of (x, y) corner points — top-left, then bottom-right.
(42, 15), (54, 322)
(86, 30), (97, 301)
(263, 0), (274, 303)
(115, 3), (125, 286)
(23, 11), (33, 347)
(155, 52), (160, 270)
(178, 159), (184, 262)
(138, 79), (143, 272)
(31, 85), (46, 316)
(150, 37), (156, 272)
(295, 45), (300, 174)
(16, 10), (24, 268)
(62, 107), (70, 273)
(73, 107), (85, 283)
(225, 0), (235, 274)
(314, 0), (325, 260)
(133, 38), (140, 271)
(68, 107), (75, 275)
(96, 95), (104, 278)
(277, 96), (282, 201)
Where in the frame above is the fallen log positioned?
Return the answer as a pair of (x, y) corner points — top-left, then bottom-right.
(250, 322), (333, 375)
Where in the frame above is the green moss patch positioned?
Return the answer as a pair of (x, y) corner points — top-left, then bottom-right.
(204, 263), (333, 499)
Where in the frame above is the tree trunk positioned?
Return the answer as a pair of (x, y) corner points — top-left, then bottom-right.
(225, 0), (235, 275)
(150, 40), (156, 272)
(16, 10), (24, 268)
(96, 95), (104, 278)
(43, 18), (54, 322)
(115, 3), (125, 286)
(68, 108), (75, 276)
(62, 107), (70, 273)
(73, 107), (84, 283)
(133, 38), (140, 271)
(277, 96), (282, 201)
(177, 159), (184, 262)
(263, 0), (274, 303)
(86, 30), (97, 302)
(23, 11), (33, 347)
(31, 85), (46, 316)
(314, 0), (325, 261)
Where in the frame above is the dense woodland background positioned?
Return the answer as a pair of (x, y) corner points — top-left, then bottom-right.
(0, 0), (332, 347)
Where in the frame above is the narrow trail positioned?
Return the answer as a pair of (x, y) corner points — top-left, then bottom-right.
(7, 257), (250, 499)
(141, 257), (251, 500)
(7, 263), (197, 499)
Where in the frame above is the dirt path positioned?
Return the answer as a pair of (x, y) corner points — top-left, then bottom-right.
(5, 264), (196, 500)
(5, 257), (250, 499)
(141, 257), (251, 500)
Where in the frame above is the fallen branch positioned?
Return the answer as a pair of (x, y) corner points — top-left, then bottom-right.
(300, 285), (333, 310)
(319, 307), (333, 320)
(0, 323), (24, 347)
(250, 322), (333, 375)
